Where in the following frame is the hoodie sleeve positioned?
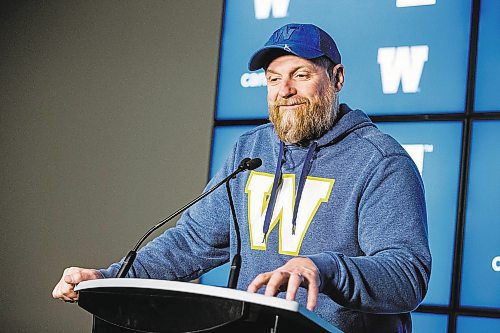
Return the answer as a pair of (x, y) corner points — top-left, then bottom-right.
(307, 154), (431, 313)
(98, 144), (238, 280)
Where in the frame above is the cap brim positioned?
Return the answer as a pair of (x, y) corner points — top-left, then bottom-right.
(248, 45), (325, 71)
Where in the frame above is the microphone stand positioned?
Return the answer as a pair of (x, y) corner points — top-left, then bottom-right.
(115, 158), (261, 279)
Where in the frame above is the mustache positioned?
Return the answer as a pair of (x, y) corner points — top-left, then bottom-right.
(272, 97), (310, 107)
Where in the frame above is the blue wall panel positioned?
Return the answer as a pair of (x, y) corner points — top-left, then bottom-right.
(461, 121), (500, 309)
(412, 313), (448, 333)
(456, 316), (500, 332)
(474, 0), (500, 112)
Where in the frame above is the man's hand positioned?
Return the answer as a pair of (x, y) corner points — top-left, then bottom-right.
(247, 257), (321, 311)
(52, 267), (102, 302)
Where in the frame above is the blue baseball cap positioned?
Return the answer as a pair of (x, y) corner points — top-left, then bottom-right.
(248, 23), (341, 71)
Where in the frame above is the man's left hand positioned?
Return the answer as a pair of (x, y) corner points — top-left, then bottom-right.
(247, 257), (321, 311)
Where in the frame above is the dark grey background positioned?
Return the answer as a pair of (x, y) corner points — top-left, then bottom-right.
(0, 1), (223, 331)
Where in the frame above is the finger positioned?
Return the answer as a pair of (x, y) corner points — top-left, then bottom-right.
(305, 277), (319, 311)
(52, 284), (61, 299)
(264, 271), (289, 297)
(64, 286), (78, 300)
(64, 269), (96, 285)
(53, 279), (78, 299)
(285, 272), (303, 301)
(52, 282), (65, 298)
(62, 284), (77, 298)
(247, 272), (271, 293)
(63, 274), (76, 285)
(64, 271), (86, 284)
(62, 294), (77, 302)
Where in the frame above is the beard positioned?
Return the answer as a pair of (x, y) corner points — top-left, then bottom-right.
(269, 82), (339, 145)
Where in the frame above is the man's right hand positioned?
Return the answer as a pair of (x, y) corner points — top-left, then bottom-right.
(52, 267), (102, 302)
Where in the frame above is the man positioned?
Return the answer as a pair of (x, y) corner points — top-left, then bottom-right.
(53, 23), (431, 332)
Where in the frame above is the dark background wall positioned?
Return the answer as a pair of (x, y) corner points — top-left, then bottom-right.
(0, 1), (223, 331)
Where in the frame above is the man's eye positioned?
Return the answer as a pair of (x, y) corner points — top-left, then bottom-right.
(295, 73), (309, 79)
(268, 77), (280, 83)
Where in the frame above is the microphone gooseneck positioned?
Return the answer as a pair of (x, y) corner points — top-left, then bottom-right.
(115, 157), (261, 279)
(227, 158), (262, 288)
(226, 180), (240, 289)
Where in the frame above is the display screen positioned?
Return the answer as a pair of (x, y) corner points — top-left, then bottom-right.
(474, 0), (500, 112)
(460, 121), (500, 309)
(456, 316), (500, 332)
(412, 313), (448, 333)
(216, 0), (471, 119)
(209, 125), (257, 178)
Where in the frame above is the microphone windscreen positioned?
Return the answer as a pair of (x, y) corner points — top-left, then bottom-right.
(237, 158), (251, 170)
(246, 158), (262, 170)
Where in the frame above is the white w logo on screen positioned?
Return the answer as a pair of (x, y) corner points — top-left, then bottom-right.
(402, 144), (433, 176)
(254, 0), (290, 20)
(377, 45), (429, 94)
(396, 0), (436, 7)
(245, 171), (334, 255)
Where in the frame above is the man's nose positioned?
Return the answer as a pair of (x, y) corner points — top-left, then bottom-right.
(278, 79), (297, 98)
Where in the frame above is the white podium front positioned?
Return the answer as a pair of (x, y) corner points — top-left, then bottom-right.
(75, 278), (343, 332)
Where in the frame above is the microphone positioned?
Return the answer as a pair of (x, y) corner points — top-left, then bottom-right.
(237, 158), (251, 170)
(244, 158), (262, 170)
(115, 157), (261, 278)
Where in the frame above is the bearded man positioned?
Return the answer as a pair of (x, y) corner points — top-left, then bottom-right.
(53, 24), (431, 333)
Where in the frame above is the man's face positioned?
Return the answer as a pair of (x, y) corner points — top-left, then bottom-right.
(266, 55), (339, 144)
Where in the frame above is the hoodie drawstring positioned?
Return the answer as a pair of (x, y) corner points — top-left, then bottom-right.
(291, 141), (318, 235)
(262, 142), (284, 242)
(262, 141), (318, 241)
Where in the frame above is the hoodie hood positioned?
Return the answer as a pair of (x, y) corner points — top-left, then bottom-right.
(315, 103), (375, 148)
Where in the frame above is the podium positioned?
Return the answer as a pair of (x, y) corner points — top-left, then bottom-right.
(75, 278), (343, 332)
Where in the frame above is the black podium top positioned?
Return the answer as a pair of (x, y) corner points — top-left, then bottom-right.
(75, 279), (343, 333)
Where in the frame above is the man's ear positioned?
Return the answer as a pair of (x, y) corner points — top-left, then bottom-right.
(331, 64), (344, 92)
